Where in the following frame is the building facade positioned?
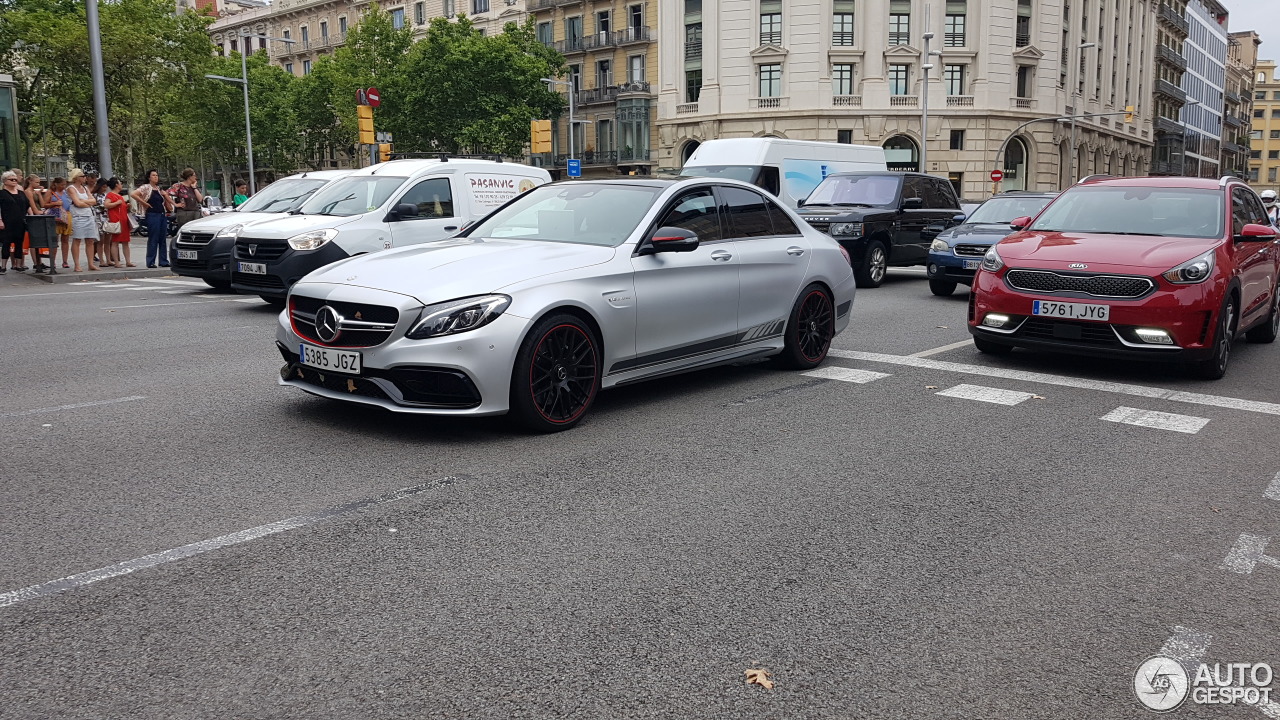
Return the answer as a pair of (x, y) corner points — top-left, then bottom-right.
(656, 0), (1158, 199)
(1250, 60), (1280, 191)
(525, 0), (659, 178)
(1176, 0), (1226, 178)
(1150, 0), (1189, 174)
(1223, 30), (1259, 179)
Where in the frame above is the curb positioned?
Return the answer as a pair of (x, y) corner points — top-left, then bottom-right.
(27, 267), (186, 284)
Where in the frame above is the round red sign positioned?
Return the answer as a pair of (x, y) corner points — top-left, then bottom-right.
(366, 87), (381, 108)
(990, 169), (1004, 183)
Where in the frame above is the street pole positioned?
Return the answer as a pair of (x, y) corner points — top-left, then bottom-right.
(241, 49), (256, 194)
(922, 29), (932, 174)
(85, 0), (112, 177)
(1069, 42), (1096, 186)
(568, 80), (576, 171)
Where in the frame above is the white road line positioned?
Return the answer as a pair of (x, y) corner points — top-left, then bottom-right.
(1266, 472), (1280, 501)
(102, 299), (241, 309)
(1219, 534), (1280, 575)
(1101, 406), (1210, 434)
(911, 339), (975, 358)
(0, 395), (147, 419)
(936, 383), (1035, 406)
(232, 297), (268, 304)
(802, 366), (892, 384)
(0, 477), (463, 609)
(829, 349), (1280, 417)
(1152, 627), (1280, 718)
(157, 289), (199, 295)
(0, 286), (148, 299)
(135, 278), (206, 286)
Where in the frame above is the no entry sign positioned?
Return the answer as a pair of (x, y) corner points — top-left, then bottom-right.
(990, 169), (1004, 183)
(366, 87), (381, 108)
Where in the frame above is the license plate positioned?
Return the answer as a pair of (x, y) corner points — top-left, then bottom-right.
(238, 262), (266, 275)
(298, 343), (362, 375)
(963, 259), (981, 270)
(1032, 300), (1110, 321)
(176, 249), (197, 260)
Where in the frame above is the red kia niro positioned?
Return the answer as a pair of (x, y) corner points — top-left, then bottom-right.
(968, 176), (1279, 379)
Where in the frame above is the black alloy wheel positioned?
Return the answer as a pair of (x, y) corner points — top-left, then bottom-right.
(1192, 295), (1235, 380)
(929, 278), (958, 297)
(1245, 283), (1280, 343)
(775, 283), (835, 369)
(511, 314), (600, 432)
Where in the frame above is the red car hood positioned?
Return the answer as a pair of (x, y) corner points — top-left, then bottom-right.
(996, 231), (1220, 273)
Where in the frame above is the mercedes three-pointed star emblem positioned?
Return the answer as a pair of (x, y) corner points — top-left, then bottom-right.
(314, 305), (343, 343)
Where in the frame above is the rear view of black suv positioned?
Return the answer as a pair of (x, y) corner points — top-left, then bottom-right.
(795, 172), (963, 288)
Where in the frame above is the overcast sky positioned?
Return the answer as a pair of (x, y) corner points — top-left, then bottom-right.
(1224, 0), (1277, 63)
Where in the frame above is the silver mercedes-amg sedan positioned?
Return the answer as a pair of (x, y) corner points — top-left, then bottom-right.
(274, 177), (856, 431)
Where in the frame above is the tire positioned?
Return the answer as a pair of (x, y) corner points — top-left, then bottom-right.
(853, 240), (888, 289)
(929, 278), (957, 297)
(1190, 294), (1236, 380)
(509, 314), (601, 433)
(1245, 285), (1279, 343)
(260, 295), (286, 310)
(774, 283), (836, 370)
(204, 277), (232, 291)
(973, 335), (1013, 355)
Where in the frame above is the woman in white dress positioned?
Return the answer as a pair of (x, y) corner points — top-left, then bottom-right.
(66, 168), (101, 272)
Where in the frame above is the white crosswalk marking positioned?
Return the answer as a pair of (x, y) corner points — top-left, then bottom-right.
(936, 383), (1035, 406)
(158, 289), (198, 295)
(232, 297), (267, 303)
(1101, 406), (1210, 434)
(136, 278), (206, 286)
(802, 366), (891, 383)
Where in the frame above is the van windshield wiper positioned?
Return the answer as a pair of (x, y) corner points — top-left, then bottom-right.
(829, 202), (875, 207)
(317, 193), (355, 215)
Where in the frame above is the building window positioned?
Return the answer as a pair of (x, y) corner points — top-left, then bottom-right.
(1270, 151), (1280, 160)
(568, 64), (581, 93)
(1255, 109), (1265, 118)
(944, 65), (965, 95)
(1016, 66), (1033, 97)
(473, 0), (489, 13)
(833, 63), (855, 96)
(566, 16), (583, 44)
(950, 129), (965, 149)
(686, 68), (702, 102)
(1016, 0), (1032, 47)
(889, 0), (910, 45)
(760, 0), (782, 46)
(259, 37), (266, 50)
(1272, 168), (1279, 183)
(759, 63), (781, 97)
(285, 62), (294, 75)
(443, 0), (454, 15)
(414, 3), (424, 24)
(838, 129), (853, 143)
(833, 0), (854, 46)
(945, 1), (965, 47)
(537, 22), (553, 46)
(596, 119), (614, 152)
(685, 23), (702, 58)
(301, 25), (310, 44)
(338, 17), (346, 34)
(230, 38), (238, 53)
(889, 64), (909, 95)
(596, 59), (612, 88)
(597, 10), (611, 36)
(1248, 168), (1258, 182)
(320, 21), (328, 39)
(1272, 131), (1280, 139)
(1274, 90), (1280, 100)
(302, 59), (312, 75)
(628, 54), (645, 83)
(629, 5), (643, 32)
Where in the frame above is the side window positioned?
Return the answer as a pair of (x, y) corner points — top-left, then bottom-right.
(1231, 188), (1252, 235)
(655, 188), (722, 243)
(399, 178), (454, 218)
(720, 186), (774, 238)
(901, 176), (925, 205)
(764, 200), (802, 236)
(1242, 190), (1270, 226)
(757, 166), (780, 196)
(930, 178), (958, 209)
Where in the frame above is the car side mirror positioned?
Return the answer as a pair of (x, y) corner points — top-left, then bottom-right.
(901, 197), (923, 210)
(642, 226), (699, 254)
(1238, 223), (1278, 241)
(389, 202), (419, 221)
(953, 213), (967, 223)
(1009, 216), (1032, 231)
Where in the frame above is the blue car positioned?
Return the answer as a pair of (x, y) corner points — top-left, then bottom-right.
(924, 191), (1058, 296)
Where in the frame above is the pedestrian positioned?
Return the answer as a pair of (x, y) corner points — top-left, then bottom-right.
(0, 170), (28, 273)
(103, 178), (132, 267)
(92, 178), (110, 266)
(232, 180), (249, 208)
(45, 177), (71, 269)
(22, 175), (45, 270)
(131, 170), (172, 268)
(1262, 190), (1279, 226)
(170, 168), (203, 230)
(66, 168), (100, 272)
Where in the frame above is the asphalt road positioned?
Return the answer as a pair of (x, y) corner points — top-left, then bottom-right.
(2, 267), (1279, 719)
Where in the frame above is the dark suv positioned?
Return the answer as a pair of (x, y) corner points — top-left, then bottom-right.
(795, 172), (963, 287)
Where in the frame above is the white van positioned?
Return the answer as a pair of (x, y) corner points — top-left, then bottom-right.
(680, 138), (888, 208)
(227, 158), (551, 304)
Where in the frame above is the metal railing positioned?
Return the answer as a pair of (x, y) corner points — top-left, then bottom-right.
(889, 95), (919, 107)
(1014, 33), (1030, 47)
(581, 32), (615, 50)
(616, 26), (651, 44)
(676, 102), (699, 114)
(1157, 3), (1189, 34)
(946, 32), (967, 47)
(555, 36), (585, 54)
(1156, 44), (1187, 70)
(888, 31), (909, 45)
(616, 80), (651, 95)
(750, 97), (786, 109)
(1154, 116), (1184, 135)
(833, 95), (862, 107)
(946, 95), (974, 107)
(760, 30), (782, 45)
(1155, 78), (1187, 102)
(832, 31), (854, 46)
(685, 41), (702, 59)
(576, 86), (618, 105)
(1014, 98), (1035, 109)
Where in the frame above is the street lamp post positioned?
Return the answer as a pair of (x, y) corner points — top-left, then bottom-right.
(85, 0), (112, 177)
(541, 77), (577, 173)
(921, 30), (934, 173)
(1068, 41), (1096, 184)
(206, 34), (295, 194)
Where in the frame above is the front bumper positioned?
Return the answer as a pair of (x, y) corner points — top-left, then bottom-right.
(170, 235), (234, 282)
(967, 267), (1217, 361)
(275, 299), (529, 416)
(926, 250), (983, 285)
(232, 242), (350, 299)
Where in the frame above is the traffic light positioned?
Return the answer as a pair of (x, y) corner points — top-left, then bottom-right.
(378, 143), (392, 163)
(357, 105), (375, 145)
(1124, 105), (1135, 123)
(530, 119), (552, 154)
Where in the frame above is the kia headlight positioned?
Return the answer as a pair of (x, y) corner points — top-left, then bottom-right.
(287, 228), (338, 251)
(214, 223), (243, 239)
(930, 238), (950, 253)
(1161, 250), (1215, 284)
(981, 245), (1004, 272)
(406, 295), (512, 339)
(830, 222), (863, 237)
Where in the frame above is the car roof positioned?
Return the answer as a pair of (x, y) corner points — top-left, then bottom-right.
(282, 169), (349, 181)
(1076, 175), (1229, 190)
(351, 158), (543, 177)
(990, 191), (1059, 198)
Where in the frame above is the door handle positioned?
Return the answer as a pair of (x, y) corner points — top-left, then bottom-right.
(444, 225), (458, 231)
(786, 246), (805, 256)
(710, 250), (733, 261)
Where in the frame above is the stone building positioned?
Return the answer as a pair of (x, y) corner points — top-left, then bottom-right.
(1250, 60), (1280, 192)
(1224, 30), (1260, 179)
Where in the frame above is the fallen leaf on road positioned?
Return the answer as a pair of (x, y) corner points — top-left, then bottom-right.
(1210, 506), (1221, 513)
(1032, 395), (1046, 400)
(926, 385), (939, 389)
(745, 668), (774, 690)
(936, 325), (949, 329)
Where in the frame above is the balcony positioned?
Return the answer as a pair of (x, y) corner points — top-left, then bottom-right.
(889, 95), (919, 107)
(760, 31), (782, 46)
(527, 0), (556, 8)
(1224, 90), (1242, 105)
(1157, 3), (1189, 34)
(1155, 78), (1187, 103)
(1224, 114), (1245, 129)
(1156, 44), (1187, 71)
(1155, 116), (1185, 135)
(676, 102), (699, 114)
(1014, 97), (1036, 109)
(1014, 33), (1030, 47)
(833, 31), (854, 46)
(577, 86), (618, 105)
(1222, 141), (1247, 155)
(616, 80), (652, 96)
(555, 37), (585, 54)
(750, 96), (787, 109)
(684, 41), (702, 59)
(888, 31), (909, 45)
(946, 95), (974, 107)
(616, 26), (652, 45)
(833, 95), (862, 107)
(947, 32), (967, 47)
(581, 32), (616, 51)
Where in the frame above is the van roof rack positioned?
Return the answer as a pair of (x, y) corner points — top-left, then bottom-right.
(383, 152), (507, 163)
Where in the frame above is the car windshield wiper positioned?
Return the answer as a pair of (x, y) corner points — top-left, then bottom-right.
(1105, 231), (1165, 236)
(316, 193), (356, 215)
(829, 202), (875, 207)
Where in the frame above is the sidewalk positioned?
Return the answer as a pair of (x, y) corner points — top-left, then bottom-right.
(9, 235), (185, 285)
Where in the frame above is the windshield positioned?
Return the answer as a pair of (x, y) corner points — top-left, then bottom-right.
(805, 175), (900, 207)
(298, 176), (407, 217)
(1029, 186), (1224, 239)
(465, 183), (663, 246)
(237, 178), (330, 214)
(966, 196), (1057, 224)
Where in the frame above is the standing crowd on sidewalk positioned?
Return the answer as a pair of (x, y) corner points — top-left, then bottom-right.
(0, 166), (226, 275)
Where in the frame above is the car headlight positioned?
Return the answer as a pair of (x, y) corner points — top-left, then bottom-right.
(830, 222), (863, 236)
(1161, 250), (1215, 284)
(214, 223), (243, 239)
(930, 238), (950, 253)
(287, 228), (338, 251)
(981, 245), (1004, 272)
(405, 294), (512, 339)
